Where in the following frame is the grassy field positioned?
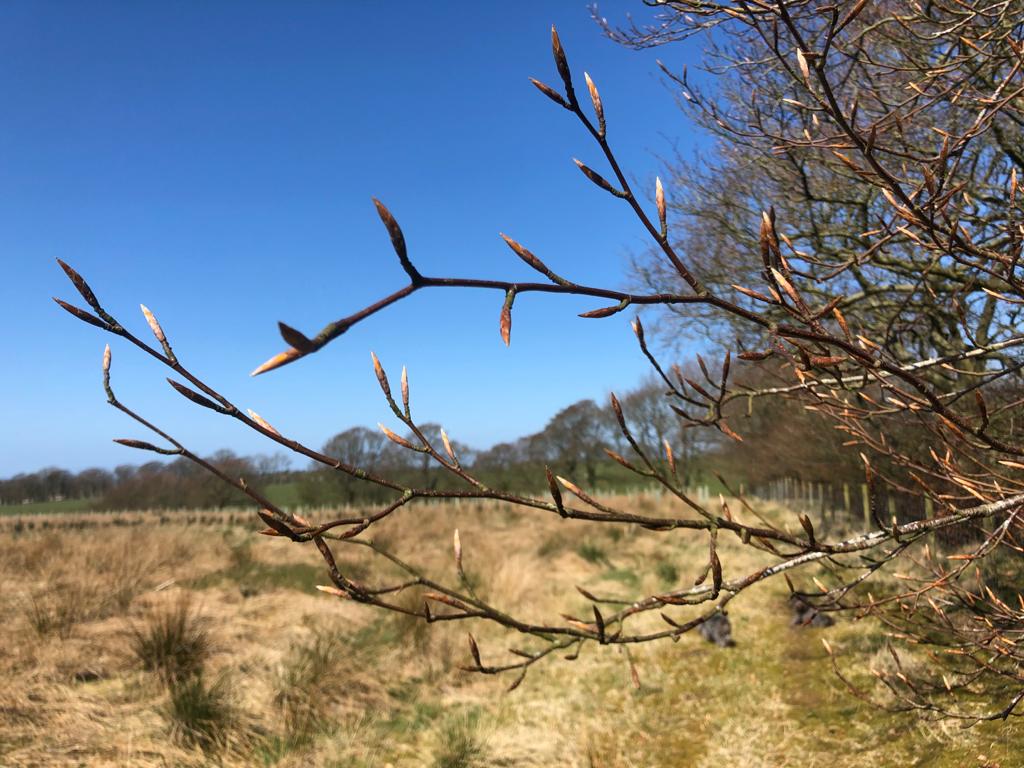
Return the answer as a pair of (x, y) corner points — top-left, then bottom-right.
(1, 494), (1021, 767)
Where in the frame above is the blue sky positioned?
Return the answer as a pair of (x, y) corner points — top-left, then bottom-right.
(0, 1), (707, 476)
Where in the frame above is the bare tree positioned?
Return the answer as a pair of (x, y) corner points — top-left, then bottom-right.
(55, 4), (1024, 720)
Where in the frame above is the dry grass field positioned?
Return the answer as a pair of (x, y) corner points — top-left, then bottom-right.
(1, 494), (1022, 767)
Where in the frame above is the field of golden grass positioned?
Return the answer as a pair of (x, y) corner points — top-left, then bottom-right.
(2, 494), (1022, 767)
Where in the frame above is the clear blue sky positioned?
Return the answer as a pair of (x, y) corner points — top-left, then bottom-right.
(1, 1), (706, 476)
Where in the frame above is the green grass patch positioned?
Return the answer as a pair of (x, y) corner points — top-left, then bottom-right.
(0, 498), (94, 516)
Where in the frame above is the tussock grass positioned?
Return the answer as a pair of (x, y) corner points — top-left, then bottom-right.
(431, 710), (489, 768)
(131, 597), (211, 684)
(273, 626), (348, 744)
(165, 673), (234, 753)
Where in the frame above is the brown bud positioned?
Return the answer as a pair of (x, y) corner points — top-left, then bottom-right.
(663, 439), (677, 476)
(370, 352), (391, 398)
(799, 514), (816, 545)
(53, 298), (108, 329)
(257, 510), (297, 540)
(102, 344), (111, 373)
(546, 466), (565, 516)
(603, 448), (635, 471)
(56, 259), (102, 312)
(836, 0), (870, 33)
(400, 367), (411, 413)
(575, 585), (600, 602)
(709, 539), (722, 595)
(500, 234), (571, 287)
(379, 424), (417, 450)
(832, 307), (851, 340)
(467, 633), (482, 667)
(592, 605), (606, 643)
(277, 322), (315, 353)
(578, 302), (626, 319)
(529, 77), (569, 108)
(731, 283), (775, 303)
(113, 438), (175, 454)
(501, 233), (543, 271)
(373, 198), (421, 283)
(573, 158), (623, 197)
(718, 421), (744, 442)
(551, 25), (576, 105)
(609, 392), (626, 430)
(167, 378), (225, 412)
(500, 289), (515, 347)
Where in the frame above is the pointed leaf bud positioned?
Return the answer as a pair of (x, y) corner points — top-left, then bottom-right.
(373, 198), (422, 283)
(277, 322), (315, 354)
(655, 176), (666, 236)
(247, 409), (280, 436)
(796, 49), (811, 84)
(631, 316), (645, 344)
(592, 605), (606, 643)
(551, 25), (576, 105)
(609, 392), (626, 430)
(167, 379), (227, 412)
(370, 352), (391, 398)
(573, 158), (624, 197)
(113, 438), (177, 455)
(315, 584), (348, 598)
(663, 439), (677, 477)
(251, 347), (304, 376)
(467, 633), (482, 667)
(140, 304), (166, 343)
(53, 298), (108, 329)
(401, 366), (410, 414)
(257, 510), (298, 540)
(56, 259), (102, 312)
(441, 428), (457, 463)
(545, 465), (565, 516)
(584, 71), (604, 134)
(500, 288), (515, 346)
(799, 514), (816, 545)
(379, 423), (416, 450)
(529, 77), (569, 108)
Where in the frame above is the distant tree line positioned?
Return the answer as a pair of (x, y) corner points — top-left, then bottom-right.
(0, 452), (295, 510)
(3, 367), (873, 510)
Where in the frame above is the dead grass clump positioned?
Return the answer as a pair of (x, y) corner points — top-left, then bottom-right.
(131, 597), (211, 684)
